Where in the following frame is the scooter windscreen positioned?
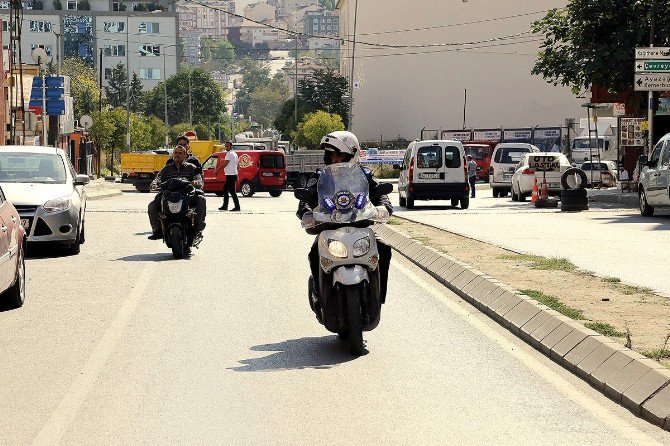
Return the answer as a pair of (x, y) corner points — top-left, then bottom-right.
(307, 163), (388, 226)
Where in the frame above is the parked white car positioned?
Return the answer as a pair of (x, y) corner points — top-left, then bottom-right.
(489, 143), (541, 197)
(0, 146), (89, 254)
(580, 161), (618, 187)
(638, 132), (670, 216)
(510, 152), (572, 201)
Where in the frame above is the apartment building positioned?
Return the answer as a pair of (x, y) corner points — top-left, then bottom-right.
(242, 2), (275, 22)
(177, 0), (234, 40)
(337, 0), (583, 141)
(1, 0), (179, 91)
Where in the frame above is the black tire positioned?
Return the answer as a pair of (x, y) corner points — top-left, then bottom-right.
(79, 219), (85, 244)
(460, 196), (470, 209)
(68, 228), (81, 255)
(560, 188), (587, 199)
(561, 168), (588, 190)
(269, 190), (282, 197)
(297, 175), (308, 189)
(451, 198), (459, 207)
(169, 226), (184, 259)
(511, 187), (518, 201)
(4, 247), (25, 308)
(519, 191), (527, 202)
(640, 188), (654, 216)
(240, 180), (254, 197)
(484, 175), (490, 183)
(406, 193), (415, 209)
(501, 190), (509, 197)
(399, 195), (407, 207)
(492, 188), (500, 198)
(345, 284), (364, 356)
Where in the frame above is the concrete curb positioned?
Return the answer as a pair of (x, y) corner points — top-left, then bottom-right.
(376, 223), (670, 431)
(587, 189), (638, 207)
(85, 189), (123, 201)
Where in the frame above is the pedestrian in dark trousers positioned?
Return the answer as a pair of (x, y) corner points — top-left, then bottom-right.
(217, 141), (240, 211)
(467, 155), (477, 198)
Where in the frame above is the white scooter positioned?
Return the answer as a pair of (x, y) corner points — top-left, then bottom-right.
(296, 163), (392, 355)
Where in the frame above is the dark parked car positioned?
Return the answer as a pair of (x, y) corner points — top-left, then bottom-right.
(0, 185), (26, 308)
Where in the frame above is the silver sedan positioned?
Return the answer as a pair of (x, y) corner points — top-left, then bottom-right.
(0, 146), (89, 254)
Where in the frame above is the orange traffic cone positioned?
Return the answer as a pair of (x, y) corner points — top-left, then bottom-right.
(531, 177), (539, 203)
(540, 178), (549, 200)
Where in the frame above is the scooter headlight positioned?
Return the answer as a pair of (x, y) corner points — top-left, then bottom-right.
(167, 201), (183, 213)
(353, 236), (371, 258)
(328, 240), (348, 258)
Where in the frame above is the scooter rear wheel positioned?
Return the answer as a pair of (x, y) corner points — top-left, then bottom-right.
(169, 226), (184, 259)
(345, 284), (365, 356)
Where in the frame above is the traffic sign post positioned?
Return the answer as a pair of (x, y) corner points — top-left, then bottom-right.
(635, 60), (670, 72)
(635, 47), (670, 60)
(635, 47), (670, 155)
(634, 73), (670, 91)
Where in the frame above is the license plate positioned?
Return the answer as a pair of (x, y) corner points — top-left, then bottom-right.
(419, 173), (440, 180)
(21, 218), (29, 229)
(138, 173), (150, 178)
(262, 172), (275, 177)
(547, 183), (559, 188)
(503, 173), (513, 180)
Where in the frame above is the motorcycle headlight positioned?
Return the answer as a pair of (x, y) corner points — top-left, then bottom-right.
(43, 196), (71, 213)
(353, 237), (371, 258)
(167, 201), (183, 213)
(328, 240), (348, 258)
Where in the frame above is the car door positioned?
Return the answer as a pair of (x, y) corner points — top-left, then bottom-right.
(645, 141), (664, 204)
(398, 145), (412, 197)
(656, 141), (670, 206)
(201, 155), (224, 192)
(0, 188), (11, 289)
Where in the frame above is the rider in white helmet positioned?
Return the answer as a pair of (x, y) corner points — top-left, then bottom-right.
(297, 130), (393, 315)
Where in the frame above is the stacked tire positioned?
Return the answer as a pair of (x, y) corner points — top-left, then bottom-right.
(560, 168), (589, 212)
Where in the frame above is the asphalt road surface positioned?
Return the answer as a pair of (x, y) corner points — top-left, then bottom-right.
(1, 190), (669, 445)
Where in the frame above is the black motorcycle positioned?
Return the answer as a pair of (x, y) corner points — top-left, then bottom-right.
(158, 178), (203, 259)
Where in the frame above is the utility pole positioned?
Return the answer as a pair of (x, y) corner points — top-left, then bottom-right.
(647, 0), (656, 155)
(462, 89), (467, 130)
(124, 17), (130, 164)
(294, 28), (298, 127)
(163, 51), (168, 146)
(347, 0), (359, 131)
(98, 48), (103, 112)
(188, 70), (193, 127)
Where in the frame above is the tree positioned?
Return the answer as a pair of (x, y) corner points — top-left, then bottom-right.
(532, 1), (670, 95)
(105, 63), (127, 108)
(142, 68), (226, 128)
(129, 72), (143, 112)
(235, 57), (271, 115)
(200, 38), (236, 72)
(56, 58), (101, 119)
(293, 111), (344, 149)
(248, 78), (288, 129)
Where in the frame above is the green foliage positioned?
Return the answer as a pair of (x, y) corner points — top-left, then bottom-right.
(142, 68), (226, 127)
(248, 77), (288, 129)
(532, 1), (670, 94)
(236, 57), (271, 116)
(60, 58), (101, 119)
(133, 2), (147, 11)
(105, 63), (127, 108)
(520, 289), (584, 320)
(293, 111), (344, 149)
(200, 38), (235, 71)
(129, 72), (143, 112)
(498, 254), (577, 272)
(584, 321), (625, 337)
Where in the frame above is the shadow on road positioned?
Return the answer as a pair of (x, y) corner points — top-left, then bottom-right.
(113, 252), (185, 262)
(229, 336), (358, 372)
(591, 212), (670, 229)
(25, 243), (76, 259)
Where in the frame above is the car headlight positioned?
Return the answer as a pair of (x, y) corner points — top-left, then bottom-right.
(353, 237), (371, 258)
(167, 201), (183, 213)
(328, 240), (348, 258)
(43, 196), (71, 213)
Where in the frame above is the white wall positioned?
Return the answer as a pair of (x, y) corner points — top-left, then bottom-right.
(339, 0), (583, 141)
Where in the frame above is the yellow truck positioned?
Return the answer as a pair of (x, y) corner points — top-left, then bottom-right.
(121, 141), (220, 192)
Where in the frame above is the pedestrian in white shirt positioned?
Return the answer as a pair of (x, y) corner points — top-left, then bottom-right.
(217, 141), (240, 211)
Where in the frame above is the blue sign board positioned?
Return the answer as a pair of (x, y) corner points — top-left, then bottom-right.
(30, 76), (66, 116)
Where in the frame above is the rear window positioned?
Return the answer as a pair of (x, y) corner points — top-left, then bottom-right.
(416, 146), (442, 168)
(494, 147), (530, 164)
(260, 154), (284, 169)
(444, 146), (462, 168)
(581, 162), (608, 171)
(463, 145), (485, 160)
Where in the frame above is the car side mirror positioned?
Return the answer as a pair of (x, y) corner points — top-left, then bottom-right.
(74, 174), (90, 185)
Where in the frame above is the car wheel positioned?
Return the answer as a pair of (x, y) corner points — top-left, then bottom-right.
(492, 188), (500, 198)
(518, 187), (527, 202)
(297, 175), (308, 189)
(4, 247), (25, 308)
(460, 196), (469, 209)
(511, 186), (518, 201)
(501, 190), (508, 197)
(269, 190), (282, 197)
(240, 180), (254, 197)
(79, 219), (85, 244)
(399, 195), (406, 207)
(451, 198), (459, 207)
(640, 188), (654, 216)
(406, 193), (415, 209)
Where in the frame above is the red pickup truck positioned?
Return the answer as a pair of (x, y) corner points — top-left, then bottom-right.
(201, 150), (287, 197)
(462, 140), (496, 182)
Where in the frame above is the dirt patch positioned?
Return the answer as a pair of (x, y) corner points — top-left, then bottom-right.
(390, 217), (670, 368)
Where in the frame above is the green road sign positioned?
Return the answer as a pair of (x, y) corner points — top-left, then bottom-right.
(635, 60), (670, 72)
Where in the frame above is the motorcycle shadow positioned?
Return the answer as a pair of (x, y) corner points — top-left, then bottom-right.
(114, 252), (188, 262)
(229, 336), (361, 372)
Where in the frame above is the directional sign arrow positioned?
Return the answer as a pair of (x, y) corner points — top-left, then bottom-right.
(634, 73), (670, 91)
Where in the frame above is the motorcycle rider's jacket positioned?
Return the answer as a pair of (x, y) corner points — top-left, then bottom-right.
(296, 166), (392, 220)
(153, 161), (203, 189)
(166, 155), (203, 175)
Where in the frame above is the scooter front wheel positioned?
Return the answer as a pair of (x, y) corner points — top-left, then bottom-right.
(169, 226), (184, 259)
(345, 284), (365, 355)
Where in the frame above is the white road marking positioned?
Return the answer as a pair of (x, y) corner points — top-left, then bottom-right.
(393, 259), (664, 446)
(32, 263), (158, 446)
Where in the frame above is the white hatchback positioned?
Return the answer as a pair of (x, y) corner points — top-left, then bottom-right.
(489, 143), (541, 197)
(510, 152), (572, 201)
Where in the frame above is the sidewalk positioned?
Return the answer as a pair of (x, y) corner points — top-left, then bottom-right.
(84, 178), (125, 200)
(587, 187), (639, 208)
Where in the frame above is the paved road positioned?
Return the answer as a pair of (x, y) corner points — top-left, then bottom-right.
(394, 183), (670, 297)
(1, 191), (668, 445)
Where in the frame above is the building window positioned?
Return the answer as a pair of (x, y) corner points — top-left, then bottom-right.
(139, 44), (160, 56)
(103, 21), (126, 33)
(31, 44), (53, 56)
(67, 0), (77, 9)
(29, 21), (52, 32)
(139, 68), (160, 79)
(138, 22), (159, 34)
(103, 45), (126, 56)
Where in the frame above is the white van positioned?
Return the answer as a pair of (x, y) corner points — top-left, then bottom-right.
(489, 143), (541, 197)
(396, 140), (469, 209)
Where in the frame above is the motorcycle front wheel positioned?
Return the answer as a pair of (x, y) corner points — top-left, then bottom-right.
(169, 226), (184, 259)
(345, 284), (365, 355)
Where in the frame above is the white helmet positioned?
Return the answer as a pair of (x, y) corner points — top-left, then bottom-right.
(320, 131), (361, 164)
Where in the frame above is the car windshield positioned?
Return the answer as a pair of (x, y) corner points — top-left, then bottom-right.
(0, 152), (67, 184)
(495, 147), (530, 164)
(464, 145), (485, 160)
(573, 139), (605, 149)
